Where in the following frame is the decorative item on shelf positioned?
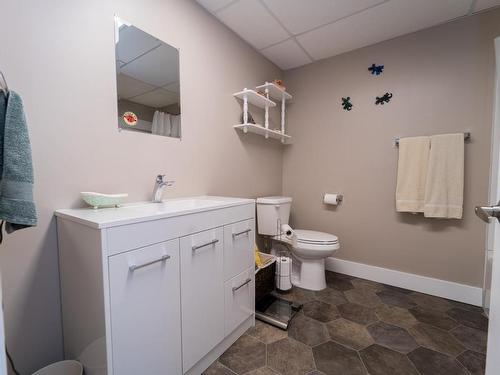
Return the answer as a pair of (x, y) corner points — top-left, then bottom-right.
(375, 92), (393, 105)
(342, 97), (353, 111)
(81, 192), (128, 209)
(272, 79), (286, 91)
(368, 63), (384, 76)
(122, 111), (137, 126)
(240, 112), (256, 125)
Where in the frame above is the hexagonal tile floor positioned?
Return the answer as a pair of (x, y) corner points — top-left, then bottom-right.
(203, 271), (488, 375)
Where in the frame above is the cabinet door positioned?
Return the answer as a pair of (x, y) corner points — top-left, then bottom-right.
(109, 240), (181, 375)
(224, 267), (255, 335)
(180, 227), (224, 371)
(223, 219), (255, 281)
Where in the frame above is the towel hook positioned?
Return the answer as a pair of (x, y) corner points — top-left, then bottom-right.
(0, 70), (9, 96)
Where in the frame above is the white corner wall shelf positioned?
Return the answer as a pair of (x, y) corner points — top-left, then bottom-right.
(233, 124), (291, 142)
(255, 82), (292, 101)
(233, 82), (292, 144)
(233, 89), (276, 108)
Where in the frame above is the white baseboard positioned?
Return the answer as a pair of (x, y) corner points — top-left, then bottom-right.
(325, 257), (483, 307)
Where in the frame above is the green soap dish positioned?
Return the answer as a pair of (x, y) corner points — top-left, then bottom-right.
(81, 192), (128, 209)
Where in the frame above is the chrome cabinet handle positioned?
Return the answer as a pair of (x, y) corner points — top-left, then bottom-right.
(232, 278), (252, 292)
(232, 228), (251, 238)
(192, 239), (219, 251)
(475, 201), (500, 223)
(129, 254), (170, 272)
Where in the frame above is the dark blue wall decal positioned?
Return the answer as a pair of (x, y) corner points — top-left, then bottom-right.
(342, 97), (353, 111)
(375, 92), (393, 105)
(368, 64), (384, 75)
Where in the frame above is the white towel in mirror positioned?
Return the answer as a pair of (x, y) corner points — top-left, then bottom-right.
(152, 111), (160, 135)
(170, 115), (181, 138)
(152, 111), (172, 136)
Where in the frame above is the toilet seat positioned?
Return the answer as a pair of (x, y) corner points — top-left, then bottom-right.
(291, 229), (340, 259)
(295, 230), (339, 246)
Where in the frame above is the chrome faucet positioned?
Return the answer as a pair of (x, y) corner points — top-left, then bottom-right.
(152, 175), (175, 203)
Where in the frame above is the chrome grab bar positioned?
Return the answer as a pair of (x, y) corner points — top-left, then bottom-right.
(192, 239), (219, 251)
(129, 254), (170, 272)
(232, 228), (251, 238)
(232, 278), (252, 292)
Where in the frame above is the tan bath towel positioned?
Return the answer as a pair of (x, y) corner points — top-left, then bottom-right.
(424, 133), (464, 219)
(396, 136), (430, 213)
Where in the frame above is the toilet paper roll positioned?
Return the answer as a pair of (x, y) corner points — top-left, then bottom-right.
(324, 193), (343, 205)
(281, 224), (295, 238)
(276, 275), (292, 291)
(275, 256), (293, 291)
(275, 256), (291, 276)
(280, 224), (298, 246)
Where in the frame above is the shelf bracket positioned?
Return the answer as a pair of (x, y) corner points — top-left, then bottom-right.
(281, 96), (286, 134)
(264, 88), (270, 138)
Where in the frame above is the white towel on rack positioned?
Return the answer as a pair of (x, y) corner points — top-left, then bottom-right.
(424, 133), (464, 219)
(396, 136), (430, 213)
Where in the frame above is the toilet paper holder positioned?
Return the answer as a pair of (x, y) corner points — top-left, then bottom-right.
(323, 193), (343, 205)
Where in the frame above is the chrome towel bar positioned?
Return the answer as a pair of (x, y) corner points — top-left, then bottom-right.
(394, 132), (471, 147)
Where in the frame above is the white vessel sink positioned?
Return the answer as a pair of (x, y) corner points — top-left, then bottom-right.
(55, 196), (254, 228)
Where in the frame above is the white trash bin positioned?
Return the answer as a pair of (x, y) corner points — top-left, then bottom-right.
(32, 360), (83, 375)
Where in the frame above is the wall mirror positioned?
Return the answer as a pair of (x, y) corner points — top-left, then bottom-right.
(115, 17), (181, 138)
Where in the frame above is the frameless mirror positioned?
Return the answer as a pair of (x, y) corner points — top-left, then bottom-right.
(115, 17), (181, 138)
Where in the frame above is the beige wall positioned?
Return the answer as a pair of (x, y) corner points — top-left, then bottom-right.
(0, 0), (282, 372)
(283, 9), (500, 289)
(3, 1), (499, 372)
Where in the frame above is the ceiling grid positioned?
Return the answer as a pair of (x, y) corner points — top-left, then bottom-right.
(196, 0), (500, 70)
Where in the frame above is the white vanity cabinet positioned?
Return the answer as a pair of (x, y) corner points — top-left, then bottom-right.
(180, 228), (225, 370)
(55, 197), (255, 375)
(109, 240), (182, 375)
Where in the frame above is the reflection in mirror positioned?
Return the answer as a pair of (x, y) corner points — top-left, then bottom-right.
(115, 17), (181, 138)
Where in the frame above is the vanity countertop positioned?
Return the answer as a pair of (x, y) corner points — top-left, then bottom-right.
(55, 196), (255, 229)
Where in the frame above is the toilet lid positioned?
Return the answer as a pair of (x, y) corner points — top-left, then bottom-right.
(295, 230), (338, 245)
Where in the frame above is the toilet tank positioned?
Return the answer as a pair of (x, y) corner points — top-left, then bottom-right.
(256, 196), (292, 236)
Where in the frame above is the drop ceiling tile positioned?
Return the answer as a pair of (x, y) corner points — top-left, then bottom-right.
(260, 39), (312, 69)
(117, 74), (156, 99)
(262, 0), (387, 35)
(121, 44), (179, 87)
(163, 82), (180, 93)
(129, 88), (180, 108)
(297, 0), (471, 60)
(474, 0), (500, 12)
(216, 0), (290, 49)
(196, 0), (235, 12)
(116, 25), (162, 63)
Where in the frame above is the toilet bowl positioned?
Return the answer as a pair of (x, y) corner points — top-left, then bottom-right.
(256, 196), (340, 291)
(288, 230), (339, 290)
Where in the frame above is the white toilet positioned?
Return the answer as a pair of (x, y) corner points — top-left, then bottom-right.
(256, 196), (340, 291)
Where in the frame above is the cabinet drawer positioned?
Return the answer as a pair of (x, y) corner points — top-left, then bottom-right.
(180, 227), (224, 372)
(224, 267), (255, 336)
(223, 220), (255, 280)
(108, 240), (182, 375)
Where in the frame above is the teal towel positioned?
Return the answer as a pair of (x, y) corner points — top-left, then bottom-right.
(0, 91), (37, 233)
